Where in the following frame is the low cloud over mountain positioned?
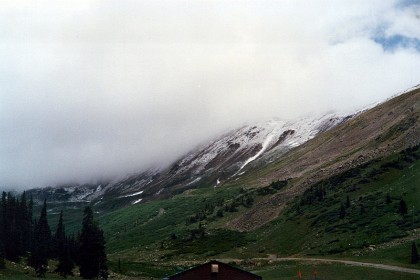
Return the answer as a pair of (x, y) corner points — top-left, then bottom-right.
(1, 0), (419, 188)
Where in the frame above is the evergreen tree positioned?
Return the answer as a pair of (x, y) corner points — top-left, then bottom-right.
(0, 255), (4, 269)
(360, 204), (365, 214)
(399, 198), (408, 216)
(54, 211), (74, 277)
(78, 207), (108, 279)
(55, 241), (74, 278)
(68, 233), (79, 265)
(345, 195), (350, 208)
(0, 236), (4, 269)
(339, 203), (346, 219)
(4, 192), (20, 261)
(29, 199), (51, 277)
(386, 193), (391, 204)
(412, 241), (419, 264)
(0, 193), (5, 269)
(18, 191), (32, 256)
(0, 192), (9, 262)
(28, 195), (34, 222)
(0, 192), (35, 261)
(53, 211), (65, 259)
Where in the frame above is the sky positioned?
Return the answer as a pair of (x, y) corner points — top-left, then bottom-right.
(1, 0), (420, 189)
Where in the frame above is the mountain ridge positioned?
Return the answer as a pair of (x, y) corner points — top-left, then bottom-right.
(26, 84), (420, 224)
(227, 85), (420, 231)
(27, 112), (352, 208)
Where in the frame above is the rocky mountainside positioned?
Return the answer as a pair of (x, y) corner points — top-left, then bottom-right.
(28, 85), (420, 216)
(227, 84), (420, 231)
(27, 113), (351, 209)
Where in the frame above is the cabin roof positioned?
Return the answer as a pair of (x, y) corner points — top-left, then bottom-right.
(165, 260), (262, 279)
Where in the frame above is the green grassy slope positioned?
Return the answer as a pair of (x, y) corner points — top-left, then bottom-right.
(98, 186), (250, 253)
(16, 144), (419, 279)
(93, 144), (420, 278)
(244, 144), (420, 258)
(255, 261), (420, 280)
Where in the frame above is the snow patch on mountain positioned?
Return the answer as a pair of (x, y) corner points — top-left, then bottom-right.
(132, 198), (143, 205)
(186, 177), (202, 186)
(173, 112), (349, 177)
(119, 190), (144, 198)
(399, 84), (420, 95)
(237, 134), (274, 172)
(355, 84), (420, 115)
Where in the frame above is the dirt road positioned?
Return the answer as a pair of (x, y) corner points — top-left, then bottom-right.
(262, 257), (420, 275)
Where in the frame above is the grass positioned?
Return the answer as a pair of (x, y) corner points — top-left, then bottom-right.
(0, 260), (80, 280)
(108, 260), (177, 278)
(254, 261), (420, 280)
(237, 145), (420, 263)
(167, 229), (249, 257)
(352, 238), (420, 267)
(15, 145), (419, 279)
(94, 144), (420, 268)
(97, 185), (245, 253)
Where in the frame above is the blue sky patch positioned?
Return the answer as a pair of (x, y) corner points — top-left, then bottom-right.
(373, 34), (420, 52)
(398, 0), (420, 7)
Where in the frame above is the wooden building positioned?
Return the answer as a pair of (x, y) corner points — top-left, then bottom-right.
(164, 260), (262, 280)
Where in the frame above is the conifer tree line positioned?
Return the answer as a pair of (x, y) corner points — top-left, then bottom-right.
(0, 191), (108, 279)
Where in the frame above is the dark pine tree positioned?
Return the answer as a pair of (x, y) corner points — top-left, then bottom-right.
(0, 253), (4, 270)
(18, 191), (33, 256)
(0, 193), (5, 269)
(345, 195), (351, 208)
(78, 207), (108, 279)
(67, 233), (79, 265)
(54, 211), (75, 277)
(386, 193), (392, 204)
(55, 241), (74, 278)
(339, 203), (346, 219)
(53, 211), (65, 259)
(360, 204), (366, 214)
(399, 198), (408, 216)
(412, 241), (419, 264)
(4, 192), (20, 261)
(28, 195), (34, 223)
(29, 199), (52, 277)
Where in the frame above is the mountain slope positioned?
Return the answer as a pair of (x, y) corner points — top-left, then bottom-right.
(27, 85), (420, 235)
(244, 142), (420, 257)
(96, 139), (420, 275)
(28, 112), (350, 210)
(28, 85), (419, 221)
(227, 85), (420, 231)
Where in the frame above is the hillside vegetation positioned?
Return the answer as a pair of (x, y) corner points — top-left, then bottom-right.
(85, 143), (420, 278)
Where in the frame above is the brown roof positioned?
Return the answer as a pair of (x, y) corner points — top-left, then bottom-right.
(165, 260), (262, 280)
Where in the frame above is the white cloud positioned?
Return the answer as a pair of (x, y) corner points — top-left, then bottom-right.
(386, 5), (420, 38)
(0, 0), (419, 188)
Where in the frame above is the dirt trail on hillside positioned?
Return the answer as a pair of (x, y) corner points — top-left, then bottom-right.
(271, 257), (420, 275)
(217, 257), (420, 275)
(350, 229), (420, 256)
